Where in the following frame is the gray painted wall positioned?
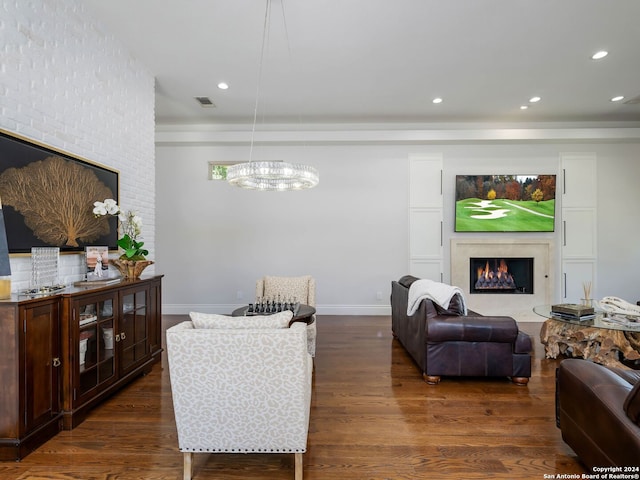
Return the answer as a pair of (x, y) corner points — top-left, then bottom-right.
(156, 140), (640, 316)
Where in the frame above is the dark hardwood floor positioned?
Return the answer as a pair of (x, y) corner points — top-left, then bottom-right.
(0, 316), (585, 479)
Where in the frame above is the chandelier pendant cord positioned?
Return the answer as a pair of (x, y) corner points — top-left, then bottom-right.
(249, 0), (272, 163)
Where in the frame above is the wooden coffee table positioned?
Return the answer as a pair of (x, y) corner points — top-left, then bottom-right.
(535, 305), (640, 369)
(231, 304), (316, 327)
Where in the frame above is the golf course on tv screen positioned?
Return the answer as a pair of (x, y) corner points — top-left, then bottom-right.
(455, 175), (556, 232)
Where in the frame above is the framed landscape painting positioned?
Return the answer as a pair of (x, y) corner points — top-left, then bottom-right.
(0, 130), (119, 254)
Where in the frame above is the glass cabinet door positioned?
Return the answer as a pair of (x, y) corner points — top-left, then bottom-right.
(97, 298), (115, 386)
(76, 295), (116, 403)
(119, 289), (148, 374)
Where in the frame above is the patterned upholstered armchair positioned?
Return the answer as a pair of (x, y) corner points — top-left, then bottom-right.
(256, 275), (317, 357)
(166, 313), (312, 480)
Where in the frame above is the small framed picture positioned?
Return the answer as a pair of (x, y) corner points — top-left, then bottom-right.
(85, 246), (109, 276)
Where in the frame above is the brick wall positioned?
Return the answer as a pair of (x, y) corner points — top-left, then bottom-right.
(0, 0), (155, 292)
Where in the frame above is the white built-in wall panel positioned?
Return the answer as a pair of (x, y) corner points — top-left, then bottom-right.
(408, 154), (443, 281)
(409, 210), (442, 258)
(562, 154), (597, 208)
(560, 153), (597, 303)
(562, 209), (597, 258)
(561, 261), (597, 304)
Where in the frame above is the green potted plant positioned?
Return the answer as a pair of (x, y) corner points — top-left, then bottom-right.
(93, 199), (153, 279)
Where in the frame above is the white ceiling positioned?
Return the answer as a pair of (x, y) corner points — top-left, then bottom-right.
(84, 0), (640, 126)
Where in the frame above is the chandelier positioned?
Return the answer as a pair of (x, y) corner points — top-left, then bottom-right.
(226, 0), (319, 191)
(227, 161), (318, 191)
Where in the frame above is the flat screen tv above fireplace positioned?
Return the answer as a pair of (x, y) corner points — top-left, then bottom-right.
(455, 174), (556, 232)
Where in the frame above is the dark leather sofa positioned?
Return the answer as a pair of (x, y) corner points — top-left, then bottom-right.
(391, 275), (532, 385)
(556, 358), (640, 470)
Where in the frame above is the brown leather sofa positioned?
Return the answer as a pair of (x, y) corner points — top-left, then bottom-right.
(391, 275), (532, 385)
(556, 358), (640, 470)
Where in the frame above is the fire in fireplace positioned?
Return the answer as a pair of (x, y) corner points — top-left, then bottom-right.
(470, 257), (534, 294)
(476, 259), (515, 290)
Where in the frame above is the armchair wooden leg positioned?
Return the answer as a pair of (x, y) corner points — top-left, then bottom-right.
(183, 452), (193, 480)
(294, 452), (303, 480)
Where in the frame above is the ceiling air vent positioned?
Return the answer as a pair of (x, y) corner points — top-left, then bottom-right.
(623, 94), (640, 105)
(194, 96), (216, 107)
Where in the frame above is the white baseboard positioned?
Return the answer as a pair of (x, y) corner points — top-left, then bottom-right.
(162, 303), (392, 316)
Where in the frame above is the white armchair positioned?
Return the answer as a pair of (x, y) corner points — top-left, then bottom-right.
(256, 275), (317, 356)
(166, 314), (312, 480)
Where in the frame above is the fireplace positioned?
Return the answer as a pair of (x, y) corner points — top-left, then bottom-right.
(451, 238), (554, 321)
(470, 257), (534, 294)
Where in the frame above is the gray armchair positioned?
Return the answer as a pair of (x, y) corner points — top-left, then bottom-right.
(166, 313), (312, 480)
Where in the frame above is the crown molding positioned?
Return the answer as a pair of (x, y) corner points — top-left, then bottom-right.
(156, 122), (640, 146)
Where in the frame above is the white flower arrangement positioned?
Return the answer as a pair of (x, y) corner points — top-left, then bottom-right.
(93, 199), (148, 260)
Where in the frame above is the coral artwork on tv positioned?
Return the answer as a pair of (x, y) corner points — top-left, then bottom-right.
(455, 174), (556, 232)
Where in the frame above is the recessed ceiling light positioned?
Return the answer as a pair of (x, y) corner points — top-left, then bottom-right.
(432, 97), (443, 104)
(591, 50), (608, 60)
(520, 105), (529, 110)
(217, 82), (229, 90)
(529, 96), (541, 103)
(611, 95), (624, 102)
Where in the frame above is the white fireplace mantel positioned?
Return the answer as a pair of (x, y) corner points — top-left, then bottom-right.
(451, 238), (554, 322)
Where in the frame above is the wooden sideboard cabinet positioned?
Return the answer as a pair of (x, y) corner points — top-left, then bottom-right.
(0, 275), (163, 460)
(0, 296), (61, 461)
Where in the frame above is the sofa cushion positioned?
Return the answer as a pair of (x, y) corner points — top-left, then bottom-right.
(433, 293), (465, 316)
(624, 381), (640, 425)
(611, 368), (640, 385)
(189, 310), (293, 329)
(427, 315), (519, 343)
(398, 275), (420, 289)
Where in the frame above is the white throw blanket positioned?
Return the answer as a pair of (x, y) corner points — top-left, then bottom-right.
(407, 279), (467, 316)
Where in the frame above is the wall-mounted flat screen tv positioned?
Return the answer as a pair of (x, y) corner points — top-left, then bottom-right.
(455, 174), (556, 232)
